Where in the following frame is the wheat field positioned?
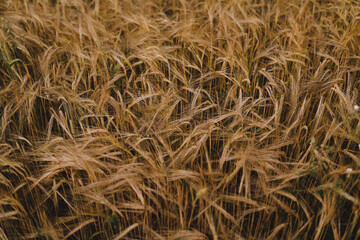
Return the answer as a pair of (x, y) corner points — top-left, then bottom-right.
(0, 0), (360, 239)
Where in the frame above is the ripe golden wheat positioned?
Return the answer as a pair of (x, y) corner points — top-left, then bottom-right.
(0, 0), (360, 239)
